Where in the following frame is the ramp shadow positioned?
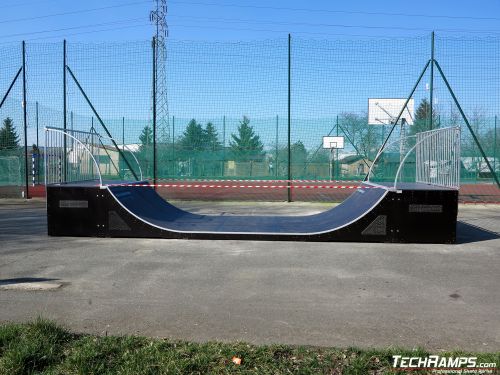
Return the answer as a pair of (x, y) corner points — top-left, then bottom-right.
(456, 221), (499, 244)
(0, 277), (60, 286)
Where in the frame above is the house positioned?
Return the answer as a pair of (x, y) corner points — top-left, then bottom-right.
(461, 157), (499, 178)
(338, 155), (373, 178)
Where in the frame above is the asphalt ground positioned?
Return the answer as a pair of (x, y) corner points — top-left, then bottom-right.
(0, 198), (499, 352)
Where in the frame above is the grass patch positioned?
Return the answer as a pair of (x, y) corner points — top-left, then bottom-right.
(0, 319), (498, 374)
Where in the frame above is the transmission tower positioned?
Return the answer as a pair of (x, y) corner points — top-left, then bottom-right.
(150, 0), (170, 142)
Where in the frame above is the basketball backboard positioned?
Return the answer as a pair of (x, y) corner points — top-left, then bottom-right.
(323, 136), (344, 149)
(368, 98), (414, 125)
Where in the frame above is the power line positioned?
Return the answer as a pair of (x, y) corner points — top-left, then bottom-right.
(0, 18), (145, 40)
(0, 0), (59, 10)
(0, 0), (150, 25)
(168, 14), (500, 34)
(168, 23), (500, 38)
(169, 0), (500, 22)
(0, 23), (151, 44)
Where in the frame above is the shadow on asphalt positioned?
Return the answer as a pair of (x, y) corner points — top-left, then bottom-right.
(456, 221), (499, 244)
(0, 277), (60, 286)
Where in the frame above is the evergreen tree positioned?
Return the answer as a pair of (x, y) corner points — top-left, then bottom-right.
(410, 98), (438, 135)
(179, 119), (204, 151)
(0, 117), (20, 150)
(291, 140), (308, 165)
(139, 125), (153, 150)
(204, 122), (222, 151)
(229, 116), (264, 161)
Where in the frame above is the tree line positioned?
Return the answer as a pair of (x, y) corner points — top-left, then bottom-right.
(137, 99), (444, 164)
(2, 98), (498, 164)
(139, 115), (267, 162)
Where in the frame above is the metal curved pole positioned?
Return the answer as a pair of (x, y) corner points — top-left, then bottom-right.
(393, 128), (454, 189)
(60, 126), (142, 182)
(95, 133), (143, 181)
(121, 144), (143, 181)
(394, 126), (460, 189)
(45, 127), (103, 186)
(367, 135), (417, 183)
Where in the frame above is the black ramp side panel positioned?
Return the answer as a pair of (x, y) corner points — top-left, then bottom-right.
(107, 183), (387, 235)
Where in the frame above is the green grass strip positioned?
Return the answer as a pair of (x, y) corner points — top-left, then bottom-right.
(0, 319), (498, 374)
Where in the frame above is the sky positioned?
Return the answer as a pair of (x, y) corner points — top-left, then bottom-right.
(0, 0), (499, 43)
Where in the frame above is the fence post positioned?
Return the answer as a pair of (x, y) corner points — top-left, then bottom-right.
(122, 116), (125, 148)
(63, 39), (67, 182)
(172, 115), (175, 176)
(36, 101), (39, 184)
(287, 34), (292, 202)
(152, 37), (157, 186)
(22, 41), (29, 199)
(494, 115), (497, 177)
(335, 115), (339, 180)
(222, 115), (225, 177)
(275, 114), (279, 177)
(429, 31), (435, 131)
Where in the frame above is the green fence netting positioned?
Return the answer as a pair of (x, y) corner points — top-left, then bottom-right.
(0, 35), (499, 198)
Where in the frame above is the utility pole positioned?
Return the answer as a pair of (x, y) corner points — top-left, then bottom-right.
(150, 0), (170, 144)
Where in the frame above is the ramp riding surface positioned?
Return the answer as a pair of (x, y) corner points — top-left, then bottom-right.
(108, 183), (386, 235)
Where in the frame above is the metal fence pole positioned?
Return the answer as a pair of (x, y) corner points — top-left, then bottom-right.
(152, 37), (157, 185)
(275, 114), (278, 177)
(122, 116), (125, 175)
(63, 39), (67, 182)
(22, 41), (29, 198)
(36, 101), (39, 184)
(429, 31), (435, 131)
(494, 115), (497, 177)
(287, 34), (292, 202)
(0, 67), (22, 110)
(335, 115), (339, 180)
(172, 115), (175, 176)
(222, 115), (225, 176)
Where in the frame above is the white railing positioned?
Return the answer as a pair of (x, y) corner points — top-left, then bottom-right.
(44, 126), (143, 186)
(414, 126), (460, 189)
(367, 126), (461, 190)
